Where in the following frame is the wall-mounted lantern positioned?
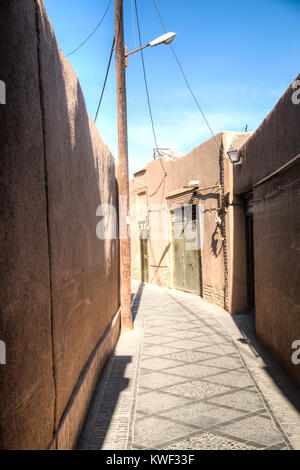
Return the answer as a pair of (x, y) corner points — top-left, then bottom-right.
(227, 146), (242, 165)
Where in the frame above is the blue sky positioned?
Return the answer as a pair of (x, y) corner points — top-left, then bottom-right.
(43, 0), (300, 175)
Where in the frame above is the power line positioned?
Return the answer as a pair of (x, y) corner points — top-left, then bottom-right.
(134, 0), (159, 151)
(152, 0), (219, 148)
(94, 1), (124, 123)
(66, 0), (112, 57)
(94, 37), (115, 123)
(134, 0), (167, 181)
(131, 0), (138, 50)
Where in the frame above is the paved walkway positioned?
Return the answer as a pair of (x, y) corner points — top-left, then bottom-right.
(78, 281), (300, 450)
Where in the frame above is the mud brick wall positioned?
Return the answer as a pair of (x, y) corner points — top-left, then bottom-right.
(0, 0), (120, 449)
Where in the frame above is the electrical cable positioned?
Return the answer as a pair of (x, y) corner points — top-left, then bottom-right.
(94, 0), (126, 123)
(134, 0), (167, 186)
(131, 0), (138, 50)
(134, 0), (159, 152)
(94, 37), (115, 123)
(252, 177), (300, 204)
(66, 0), (112, 57)
(152, 0), (219, 148)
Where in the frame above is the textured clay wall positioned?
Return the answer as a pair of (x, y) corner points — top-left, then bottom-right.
(234, 76), (300, 387)
(0, 1), (55, 450)
(235, 74), (300, 192)
(223, 132), (252, 315)
(0, 0), (120, 449)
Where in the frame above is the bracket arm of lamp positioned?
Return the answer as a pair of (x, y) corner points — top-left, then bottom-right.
(125, 32), (177, 66)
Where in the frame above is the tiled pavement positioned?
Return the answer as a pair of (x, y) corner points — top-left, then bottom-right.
(78, 281), (300, 450)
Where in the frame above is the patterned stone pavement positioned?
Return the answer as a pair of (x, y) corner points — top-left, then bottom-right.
(78, 281), (300, 450)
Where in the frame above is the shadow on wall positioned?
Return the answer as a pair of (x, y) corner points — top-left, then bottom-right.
(230, 199), (248, 315)
(188, 191), (222, 258)
(231, 76), (300, 388)
(148, 240), (171, 285)
(211, 228), (223, 258)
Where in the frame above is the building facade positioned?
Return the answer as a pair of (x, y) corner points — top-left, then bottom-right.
(233, 74), (300, 388)
(130, 132), (252, 313)
(130, 75), (300, 389)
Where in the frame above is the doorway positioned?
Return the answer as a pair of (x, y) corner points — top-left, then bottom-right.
(140, 224), (148, 283)
(172, 205), (202, 295)
(245, 199), (255, 314)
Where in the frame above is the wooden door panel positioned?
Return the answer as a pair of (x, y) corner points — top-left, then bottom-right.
(173, 221), (185, 290)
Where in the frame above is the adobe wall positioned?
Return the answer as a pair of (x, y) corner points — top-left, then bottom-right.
(0, 0), (55, 450)
(234, 75), (300, 387)
(0, 0), (120, 449)
(223, 132), (253, 315)
(235, 75), (300, 193)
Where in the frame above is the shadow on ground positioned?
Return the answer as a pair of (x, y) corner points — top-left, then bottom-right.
(131, 282), (144, 323)
(233, 313), (300, 415)
(76, 354), (131, 449)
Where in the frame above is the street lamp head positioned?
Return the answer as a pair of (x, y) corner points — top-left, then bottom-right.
(125, 32), (177, 61)
(149, 32), (177, 47)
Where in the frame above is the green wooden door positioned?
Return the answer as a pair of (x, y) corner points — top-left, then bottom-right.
(140, 228), (149, 283)
(184, 220), (201, 294)
(172, 207), (202, 295)
(173, 219), (185, 290)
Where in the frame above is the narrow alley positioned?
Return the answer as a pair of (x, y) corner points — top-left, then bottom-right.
(1, 0), (300, 452)
(78, 282), (300, 451)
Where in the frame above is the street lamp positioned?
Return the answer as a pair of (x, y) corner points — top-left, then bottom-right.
(227, 146), (242, 165)
(125, 32), (177, 66)
(150, 32), (177, 46)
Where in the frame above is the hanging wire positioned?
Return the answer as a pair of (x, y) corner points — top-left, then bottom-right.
(94, 37), (115, 123)
(134, 0), (159, 151)
(131, 0), (138, 50)
(134, 0), (167, 180)
(66, 0), (112, 57)
(94, 0), (125, 123)
(152, 0), (219, 148)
